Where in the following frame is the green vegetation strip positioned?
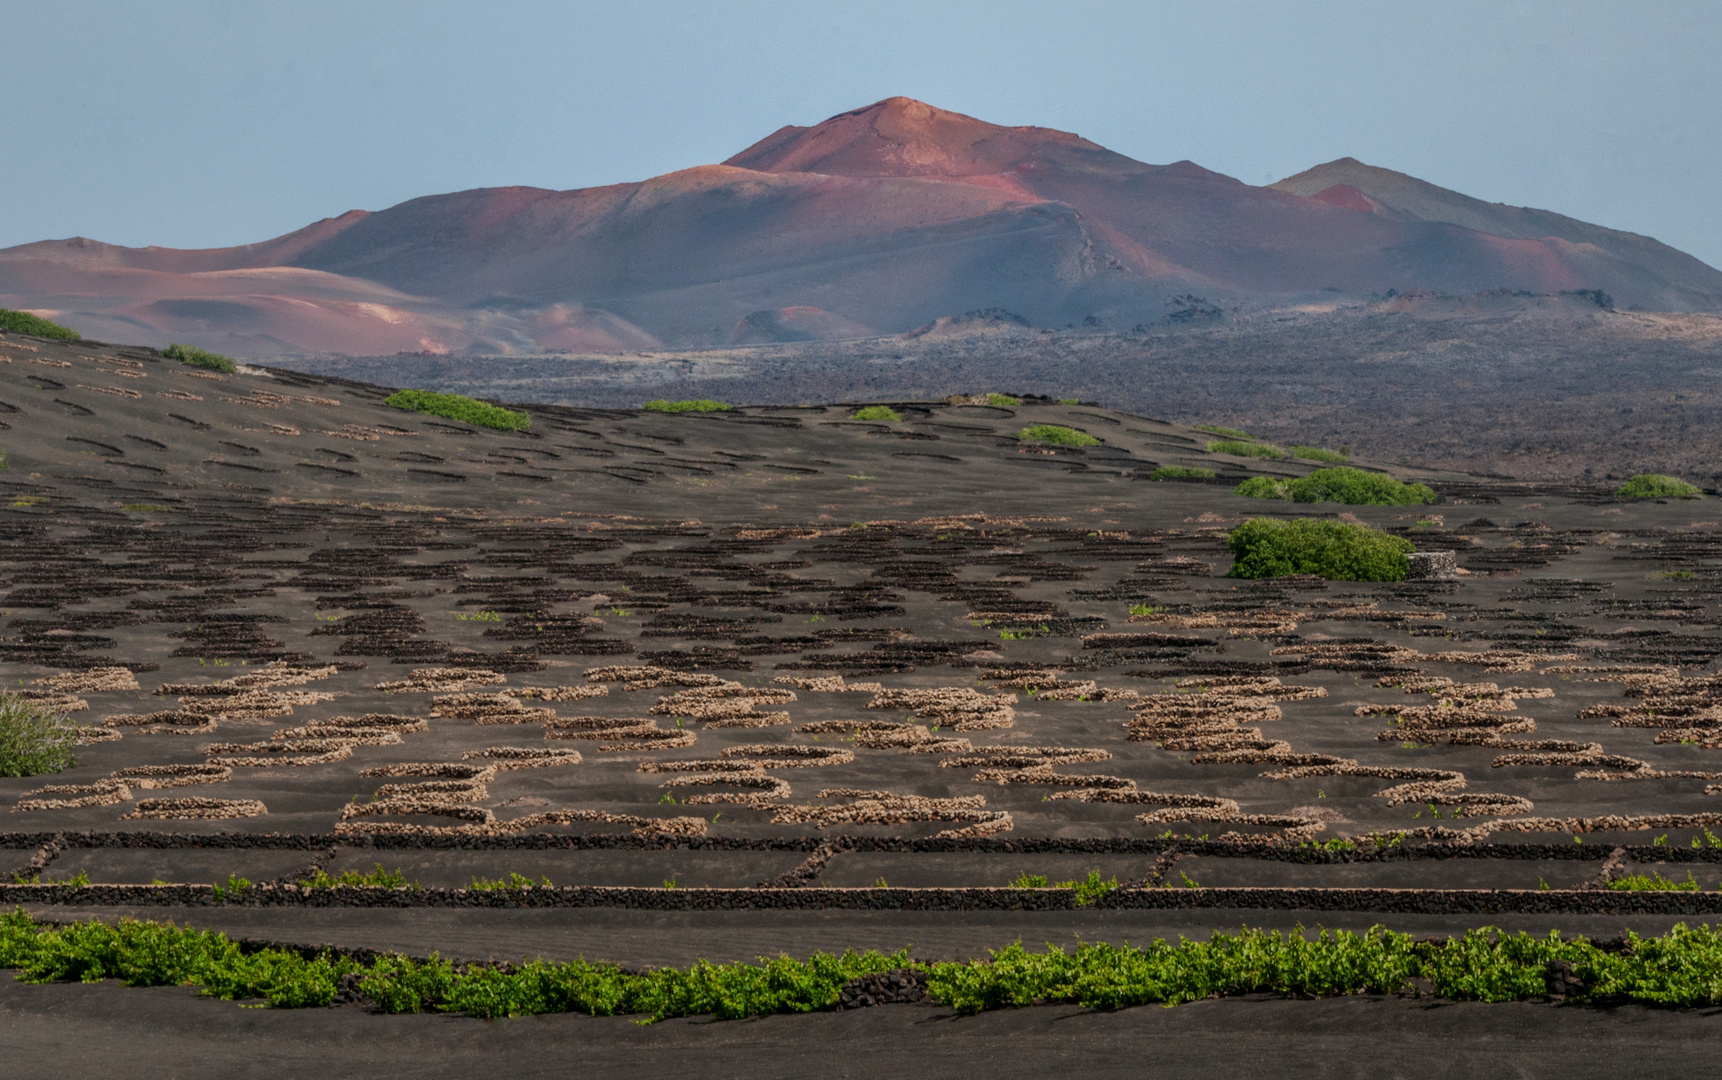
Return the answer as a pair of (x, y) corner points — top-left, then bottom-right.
(1196, 424), (1251, 439)
(385, 390), (530, 431)
(643, 399), (730, 413)
(0, 696), (77, 777)
(1207, 439), (1285, 459)
(0, 309), (79, 341)
(1616, 474), (1703, 499)
(1149, 466), (1215, 481)
(1290, 445), (1349, 464)
(1235, 467), (1435, 506)
(851, 405), (902, 422)
(8, 912), (1722, 1016)
(1228, 518), (1415, 582)
(161, 343), (237, 374)
(1019, 424), (1100, 447)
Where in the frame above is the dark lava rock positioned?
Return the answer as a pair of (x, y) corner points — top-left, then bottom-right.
(331, 972), (372, 1007)
(837, 968), (928, 1009)
(1544, 959), (1586, 1000)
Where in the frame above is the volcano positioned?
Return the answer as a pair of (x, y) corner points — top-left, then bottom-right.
(6, 97), (1720, 356)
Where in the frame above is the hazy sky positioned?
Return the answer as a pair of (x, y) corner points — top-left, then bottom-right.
(6, 1), (1721, 266)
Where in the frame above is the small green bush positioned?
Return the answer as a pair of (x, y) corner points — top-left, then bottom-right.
(1616, 474), (1703, 499)
(210, 874), (251, 901)
(851, 406), (902, 422)
(1227, 517), (1415, 581)
(1608, 871), (1699, 892)
(986, 393), (1021, 406)
(1057, 398), (1079, 405)
(642, 399), (730, 413)
(0, 696), (77, 777)
(1291, 446), (1348, 464)
(1234, 466), (1435, 506)
(1196, 424), (1252, 439)
(161, 343), (237, 374)
(1208, 440), (1285, 459)
(1150, 466), (1215, 481)
(1001, 871), (1117, 903)
(1293, 467), (1434, 505)
(0, 309), (79, 341)
(1234, 476), (1293, 500)
(1058, 871), (1122, 907)
(386, 390), (530, 431)
(299, 864), (415, 889)
(1020, 425), (1100, 447)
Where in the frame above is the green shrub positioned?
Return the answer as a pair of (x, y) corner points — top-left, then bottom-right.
(299, 864), (414, 889)
(1582, 924), (1722, 1006)
(1291, 446), (1348, 463)
(0, 696), (77, 777)
(1616, 474), (1703, 499)
(1196, 424), (1252, 439)
(642, 399), (730, 413)
(0, 912), (360, 1008)
(1207, 440), (1285, 459)
(1234, 476), (1293, 500)
(1291, 467), (1435, 505)
(0, 309), (79, 341)
(1057, 398), (1079, 405)
(1234, 466), (1435, 506)
(851, 406), (902, 422)
(1149, 466), (1215, 481)
(1020, 425), (1100, 447)
(986, 393), (1021, 406)
(1608, 871), (1699, 892)
(360, 954), (457, 1013)
(1227, 518), (1415, 581)
(161, 343), (237, 374)
(1058, 871), (1121, 907)
(200, 948), (355, 1008)
(385, 390), (530, 431)
(1418, 929), (1592, 1003)
(210, 874), (251, 901)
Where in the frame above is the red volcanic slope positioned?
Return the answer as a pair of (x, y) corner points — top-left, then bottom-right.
(4, 97), (1719, 356)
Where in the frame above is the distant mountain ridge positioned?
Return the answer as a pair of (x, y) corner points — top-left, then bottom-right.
(4, 97), (1719, 356)
(1271, 158), (1720, 300)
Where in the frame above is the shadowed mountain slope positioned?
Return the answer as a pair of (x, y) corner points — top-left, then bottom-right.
(5, 98), (1720, 357)
(1272, 158), (1722, 311)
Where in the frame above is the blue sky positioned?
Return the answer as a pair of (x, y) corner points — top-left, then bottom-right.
(6, 0), (1720, 266)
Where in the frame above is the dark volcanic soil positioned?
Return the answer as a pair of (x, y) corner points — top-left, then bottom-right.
(3, 972), (1717, 1080)
(7, 328), (1722, 1060)
(279, 292), (1722, 483)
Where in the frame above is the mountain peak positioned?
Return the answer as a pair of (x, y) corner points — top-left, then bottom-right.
(723, 96), (1138, 178)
